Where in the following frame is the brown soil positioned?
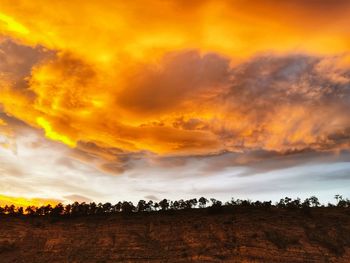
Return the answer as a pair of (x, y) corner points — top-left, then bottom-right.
(0, 207), (350, 262)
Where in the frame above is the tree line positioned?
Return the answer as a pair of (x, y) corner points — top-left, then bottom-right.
(0, 195), (349, 217)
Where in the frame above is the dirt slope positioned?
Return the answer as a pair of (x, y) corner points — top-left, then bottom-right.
(0, 208), (350, 262)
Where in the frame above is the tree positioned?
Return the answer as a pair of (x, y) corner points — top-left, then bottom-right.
(178, 199), (186, 210)
(121, 201), (135, 213)
(191, 198), (198, 208)
(302, 198), (311, 208)
(71, 202), (81, 216)
(309, 196), (320, 207)
(288, 198), (301, 209)
(5, 205), (16, 215)
(226, 198), (238, 207)
(103, 202), (112, 213)
(35, 206), (44, 216)
(114, 202), (122, 213)
(171, 200), (180, 210)
(240, 200), (252, 207)
(210, 198), (222, 208)
(208, 198), (222, 214)
(64, 204), (72, 215)
(334, 194), (348, 207)
(334, 195), (349, 208)
(184, 198), (197, 209)
(137, 200), (147, 212)
(25, 206), (36, 216)
(88, 202), (97, 215)
(153, 202), (159, 211)
(51, 203), (64, 217)
(43, 204), (53, 215)
(17, 207), (24, 216)
(159, 199), (169, 211)
(96, 203), (104, 214)
(198, 197), (208, 208)
(146, 200), (154, 212)
(262, 201), (272, 209)
(277, 197), (292, 208)
(335, 194), (343, 204)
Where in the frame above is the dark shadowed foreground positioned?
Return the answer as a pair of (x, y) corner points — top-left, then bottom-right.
(0, 207), (350, 263)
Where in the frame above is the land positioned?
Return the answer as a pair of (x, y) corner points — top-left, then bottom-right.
(0, 207), (350, 263)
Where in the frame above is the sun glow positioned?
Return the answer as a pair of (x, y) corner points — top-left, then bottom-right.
(0, 194), (59, 207)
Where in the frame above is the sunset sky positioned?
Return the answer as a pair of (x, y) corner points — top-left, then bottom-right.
(0, 0), (350, 206)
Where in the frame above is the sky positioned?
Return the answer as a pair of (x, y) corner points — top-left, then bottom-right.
(0, 0), (350, 206)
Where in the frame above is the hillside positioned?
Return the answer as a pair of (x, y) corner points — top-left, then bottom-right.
(0, 207), (350, 263)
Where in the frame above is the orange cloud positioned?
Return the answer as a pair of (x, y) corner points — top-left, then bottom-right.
(0, 0), (350, 164)
(1, 0), (350, 59)
(0, 116), (16, 151)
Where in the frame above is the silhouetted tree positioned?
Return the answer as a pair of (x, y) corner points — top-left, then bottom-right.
(208, 198), (222, 214)
(17, 207), (24, 216)
(171, 200), (180, 210)
(121, 201), (134, 213)
(178, 199), (186, 210)
(335, 194), (343, 204)
(44, 204), (53, 215)
(146, 200), (154, 212)
(88, 202), (97, 215)
(137, 200), (147, 212)
(240, 199), (252, 207)
(103, 202), (112, 213)
(262, 201), (272, 209)
(64, 204), (72, 215)
(277, 197), (302, 209)
(114, 202), (122, 213)
(51, 203), (64, 217)
(35, 206), (44, 216)
(153, 202), (159, 211)
(0, 195), (349, 218)
(184, 198), (197, 209)
(25, 206), (36, 216)
(5, 205), (16, 215)
(334, 195), (350, 208)
(198, 197), (208, 208)
(309, 196), (320, 207)
(287, 198), (301, 209)
(96, 203), (104, 214)
(334, 194), (349, 208)
(159, 199), (169, 211)
(253, 200), (263, 207)
(302, 198), (311, 208)
(71, 202), (82, 216)
(210, 198), (222, 208)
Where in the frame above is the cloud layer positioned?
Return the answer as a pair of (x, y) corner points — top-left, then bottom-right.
(1, 42), (350, 159)
(0, 0), (350, 204)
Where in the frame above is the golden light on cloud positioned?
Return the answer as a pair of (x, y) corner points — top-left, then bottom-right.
(0, 0), (350, 162)
(0, 194), (59, 207)
(1, 0), (350, 58)
(0, 118), (6, 126)
(36, 117), (76, 147)
(0, 12), (29, 35)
